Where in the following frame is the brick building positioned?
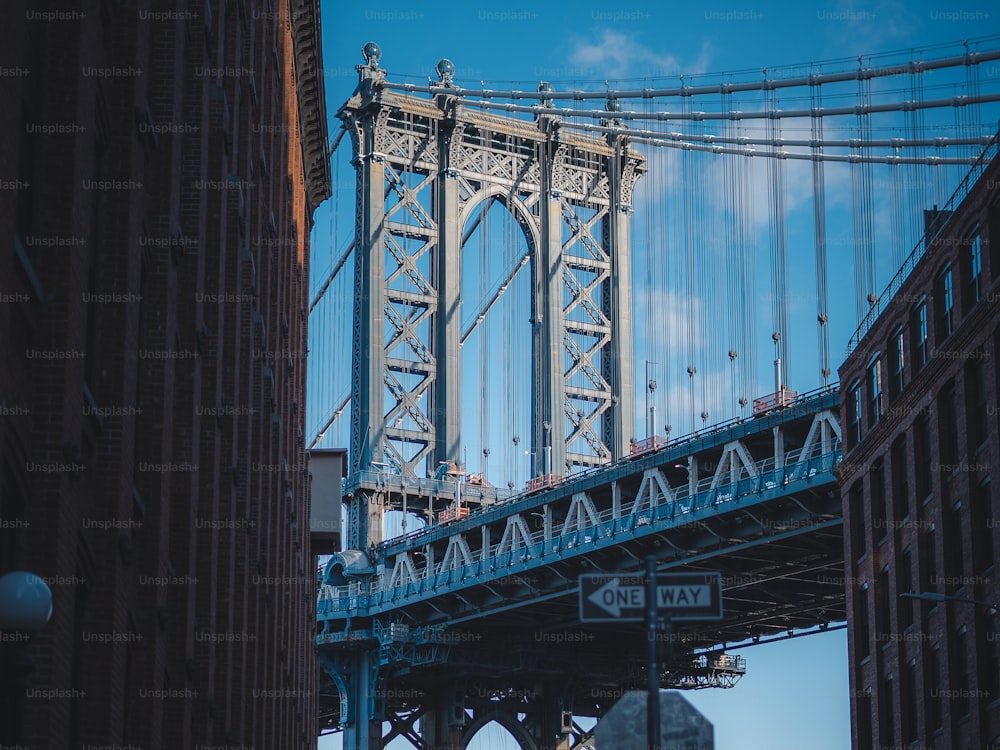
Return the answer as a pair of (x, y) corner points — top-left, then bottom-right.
(0, 0), (329, 748)
(838, 142), (1000, 748)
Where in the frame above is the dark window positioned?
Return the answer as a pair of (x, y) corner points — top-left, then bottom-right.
(965, 354), (989, 451)
(934, 264), (953, 342)
(937, 381), (958, 469)
(902, 660), (917, 745)
(856, 583), (871, 662)
(849, 380), (863, 447)
(867, 357), (882, 427)
(952, 627), (970, 717)
(973, 477), (993, 575)
(983, 610), (1000, 701)
(890, 435), (908, 525)
(857, 690), (873, 750)
(872, 458), (887, 543)
(911, 300), (928, 373)
(876, 566), (892, 644)
(946, 502), (963, 593)
(914, 415), (933, 500)
(960, 230), (982, 313)
(850, 481), (867, 561)
(921, 525), (937, 596)
(990, 198), (1000, 280)
(927, 644), (942, 731)
(888, 328), (905, 403)
(899, 547), (914, 630)
(879, 673), (894, 749)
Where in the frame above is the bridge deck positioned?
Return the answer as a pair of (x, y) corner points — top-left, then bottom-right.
(319, 389), (845, 722)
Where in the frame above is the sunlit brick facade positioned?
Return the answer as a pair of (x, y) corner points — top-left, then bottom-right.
(838, 149), (1000, 749)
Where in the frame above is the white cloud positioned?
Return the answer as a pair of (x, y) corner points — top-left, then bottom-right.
(568, 30), (711, 79)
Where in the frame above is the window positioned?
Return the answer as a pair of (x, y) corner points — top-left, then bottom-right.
(953, 627), (970, 717)
(983, 609), (1000, 701)
(966, 354), (989, 451)
(946, 502), (963, 593)
(888, 328), (905, 403)
(867, 357), (882, 427)
(856, 583), (871, 662)
(899, 547), (914, 630)
(902, 660), (917, 745)
(934, 263), (953, 341)
(876, 566), (892, 645)
(879, 673), (895, 749)
(850, 481), (867, 561)
(914, 415), (933, 500)
(990, 198), (1000, 280)
(921, 525), (937, 596)
(937, 381), (958, 469)
(849, 380), (863, 447)
(973, 477), (993, 574)
(927, 644), (943, 731)
(911, 299), (928, 373)
(961, 230), (982, 312)
(890, 435), (908, 525)
(857, 690), (873, 750)
(871, 458), (887, 543)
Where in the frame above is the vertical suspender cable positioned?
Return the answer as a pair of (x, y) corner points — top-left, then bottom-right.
(810, 76), (831, 388)
(741, 119), (757, 413)
(851, 60), (876, 323)
(766, 75), (789, 390)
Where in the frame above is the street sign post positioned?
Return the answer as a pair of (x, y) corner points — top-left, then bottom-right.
(579, 568), (724, 750)
(578, 571), (723, 622)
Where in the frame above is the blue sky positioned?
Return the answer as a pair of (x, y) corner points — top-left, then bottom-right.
(312, 2), (999, 748)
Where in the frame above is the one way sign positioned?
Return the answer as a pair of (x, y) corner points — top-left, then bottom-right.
(579, 572), (723, 622)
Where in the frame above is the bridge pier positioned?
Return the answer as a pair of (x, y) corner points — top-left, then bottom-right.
(458, 688), (572, 750)
(417, 683), (466, 749)
(531, 689), (573, 750)
(325, 649), (384, 750)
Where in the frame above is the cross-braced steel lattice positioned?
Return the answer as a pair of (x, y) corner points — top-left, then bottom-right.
(341, 48), (644, 549)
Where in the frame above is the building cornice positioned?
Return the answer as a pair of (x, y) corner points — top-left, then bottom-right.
(290, 0), (331, 222)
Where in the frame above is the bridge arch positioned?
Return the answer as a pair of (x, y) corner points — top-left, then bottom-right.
(462, 708), (537, 750)
(459, 188), (540, 255)
(458, 189), (538, 485)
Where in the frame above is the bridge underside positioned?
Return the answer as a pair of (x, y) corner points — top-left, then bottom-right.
(319, 488), (843, 720)
(318, 393), (845, 743)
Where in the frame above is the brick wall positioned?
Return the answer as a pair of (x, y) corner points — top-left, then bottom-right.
(839, 155), (1000, 749)
(0, 1), (329, 747)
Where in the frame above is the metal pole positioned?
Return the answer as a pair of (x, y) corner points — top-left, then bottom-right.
(646, 555), (660, 750)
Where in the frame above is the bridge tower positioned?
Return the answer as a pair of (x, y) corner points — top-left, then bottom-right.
(341, 42), (645, 550)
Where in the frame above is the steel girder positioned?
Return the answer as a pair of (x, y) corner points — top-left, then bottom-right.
(339, 61), (645, 549)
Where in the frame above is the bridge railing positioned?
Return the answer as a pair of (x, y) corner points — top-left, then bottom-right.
(367, 384), (840, 555)
(318, 446), (842, 615)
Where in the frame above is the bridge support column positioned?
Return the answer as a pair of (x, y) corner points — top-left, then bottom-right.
(419, 684), (466, 748)
(340, 649), (384, 750)
(528, 686), (572, 750)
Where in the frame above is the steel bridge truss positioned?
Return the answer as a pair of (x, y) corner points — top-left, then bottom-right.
(319, 389), (844, 745)
(341, 56), (644, 547)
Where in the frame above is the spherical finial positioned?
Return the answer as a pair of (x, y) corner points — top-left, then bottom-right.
(436, 58), (455, 85)
(0, 571), (53, 631)
(362, 41), (382, 68)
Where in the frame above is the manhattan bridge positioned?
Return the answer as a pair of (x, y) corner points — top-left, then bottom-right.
(307, 36), (1000, 748)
